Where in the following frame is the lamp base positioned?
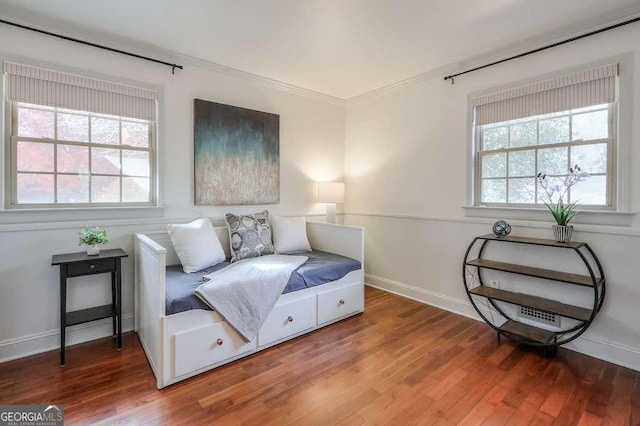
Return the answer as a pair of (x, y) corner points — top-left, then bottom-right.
(325, 203), (337, 223)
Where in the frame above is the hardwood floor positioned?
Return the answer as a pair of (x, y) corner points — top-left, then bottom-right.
(1, 287), (638, 425)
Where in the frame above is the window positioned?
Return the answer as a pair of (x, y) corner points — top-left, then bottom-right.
(472, 64), (618, 209)
(11, 103), (153, 205)
(4, 62), (157, 208)
(478, 104), (612, 206)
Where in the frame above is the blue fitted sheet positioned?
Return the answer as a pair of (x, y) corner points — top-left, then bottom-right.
(165, 250), (361, 315)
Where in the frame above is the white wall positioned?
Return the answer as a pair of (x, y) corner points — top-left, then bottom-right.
(344, 24), (640, 370)
(0, 24), (345, 361)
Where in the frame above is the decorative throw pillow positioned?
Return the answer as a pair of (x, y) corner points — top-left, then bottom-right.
(167, 218), (226, 273)
(225, 210), (275, 262)
(271, 215), (311, 254)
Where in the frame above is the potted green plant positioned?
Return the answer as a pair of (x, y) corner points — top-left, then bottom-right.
(79, 226), (109, 255)
(537, 165), (589, 243)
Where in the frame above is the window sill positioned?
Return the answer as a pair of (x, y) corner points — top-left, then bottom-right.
(462, 205), (635, 227)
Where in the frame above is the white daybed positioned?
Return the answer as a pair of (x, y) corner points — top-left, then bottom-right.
(134, 221), (365, 389)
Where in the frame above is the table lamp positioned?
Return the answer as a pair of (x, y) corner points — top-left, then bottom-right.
(317, 181), (344, 223)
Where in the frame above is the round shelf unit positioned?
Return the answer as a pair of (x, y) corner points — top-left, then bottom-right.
(462, 234), (605, 352)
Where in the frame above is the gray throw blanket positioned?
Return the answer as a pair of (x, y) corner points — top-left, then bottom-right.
(194, 254), (308, 341)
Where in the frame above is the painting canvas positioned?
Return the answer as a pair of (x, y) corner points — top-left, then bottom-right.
(194, 99), (280, 205)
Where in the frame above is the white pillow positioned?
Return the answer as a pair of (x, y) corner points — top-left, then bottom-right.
(167, 218), (226, 273)
(271, 215), (311, 254)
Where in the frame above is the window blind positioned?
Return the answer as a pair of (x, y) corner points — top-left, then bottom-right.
(471, 63), (618, 126)
(4, 62), (157, 121)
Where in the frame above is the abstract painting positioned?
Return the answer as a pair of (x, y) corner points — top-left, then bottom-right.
(194, 99), (280, 205)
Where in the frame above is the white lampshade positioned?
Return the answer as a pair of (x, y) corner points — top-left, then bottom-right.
(317, 182), (345, 204)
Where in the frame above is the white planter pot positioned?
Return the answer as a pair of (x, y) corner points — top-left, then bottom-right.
(552, 225), (573, 243)
(86, 245), (100, 256)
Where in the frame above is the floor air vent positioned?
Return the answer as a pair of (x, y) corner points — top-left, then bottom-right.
(518, 306), (560, 327)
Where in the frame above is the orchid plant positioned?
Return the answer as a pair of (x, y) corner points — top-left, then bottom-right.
(537, 165), (590, 226)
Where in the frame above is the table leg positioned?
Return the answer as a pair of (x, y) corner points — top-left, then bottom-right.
(59, 267), (66, 366)
(116, 259), (122, 349)
(111, 271), (116, 335)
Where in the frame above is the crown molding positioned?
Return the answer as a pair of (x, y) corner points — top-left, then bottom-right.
(345, 63), (458, 105)
(0, 3), (344, 105)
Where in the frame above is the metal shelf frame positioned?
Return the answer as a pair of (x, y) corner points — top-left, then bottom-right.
(462, 234), (606, 350)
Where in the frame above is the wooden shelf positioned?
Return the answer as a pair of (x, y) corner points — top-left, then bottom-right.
(477, 234), (585, 249)
(464, 233), (605, 349)
(469, 285), (591, 322)
(466, 258), (601, 287)
(499, 320), (556, 345)
(66, 305), (114, 327)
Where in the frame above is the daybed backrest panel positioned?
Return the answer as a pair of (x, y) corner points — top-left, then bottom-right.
(143, 221), (364, 268)
(145, 226), (231, 266)
(306, 221), (364, 264)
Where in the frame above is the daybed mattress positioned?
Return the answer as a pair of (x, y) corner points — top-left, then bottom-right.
(165, 250), (361, 315)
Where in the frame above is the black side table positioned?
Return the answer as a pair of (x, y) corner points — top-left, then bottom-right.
(51, 248), (128, 366)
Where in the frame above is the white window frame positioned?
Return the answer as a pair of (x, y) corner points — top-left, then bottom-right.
(465, 57), (635, 225)
(474, 103), (617, 210)
(6, 101), (156, 209)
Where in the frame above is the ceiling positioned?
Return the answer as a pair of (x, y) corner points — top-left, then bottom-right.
(0, 0), (639, 99)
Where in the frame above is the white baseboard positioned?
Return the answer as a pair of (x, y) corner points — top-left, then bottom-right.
(365, 273), (483, 321)
(0, 313), (134, 363)
(365, 273), (640, 372)
(565, 335), (640, 373)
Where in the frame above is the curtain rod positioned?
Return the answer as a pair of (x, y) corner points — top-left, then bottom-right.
(444, 15), (640, 84)
(0, 18), (184, 74)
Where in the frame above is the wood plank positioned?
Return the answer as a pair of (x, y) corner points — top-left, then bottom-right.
(554, 382), (590, 424)
(66, 304), (115, 326)
(540, 369), (579, 418)
(602, 366), (634, 425)
(577, 411), (604, 426)
(477, 234), (585, 249)
(466, 258), (601, 287)
(469, 285), (592, 321)
(0, 287), (636, 425)
(499, 320), (556, 344)
(630, 376), (640, 425)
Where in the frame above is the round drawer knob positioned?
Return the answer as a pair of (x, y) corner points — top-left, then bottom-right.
(89, 264), (96, 270)
(216, 338), (224, 345)
(339, 299), (345, 305)
(287, 316), (294, 322)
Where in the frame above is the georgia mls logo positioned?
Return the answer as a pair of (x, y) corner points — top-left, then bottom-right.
(0, 404), (64, 426)
(44, 405), (62, 420)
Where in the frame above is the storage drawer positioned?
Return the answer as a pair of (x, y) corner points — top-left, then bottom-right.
(66, 258), (116, 276)
(258, 296), (316, 347)
(317, 283), (364, 325)
(174, 322), (255, 377)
